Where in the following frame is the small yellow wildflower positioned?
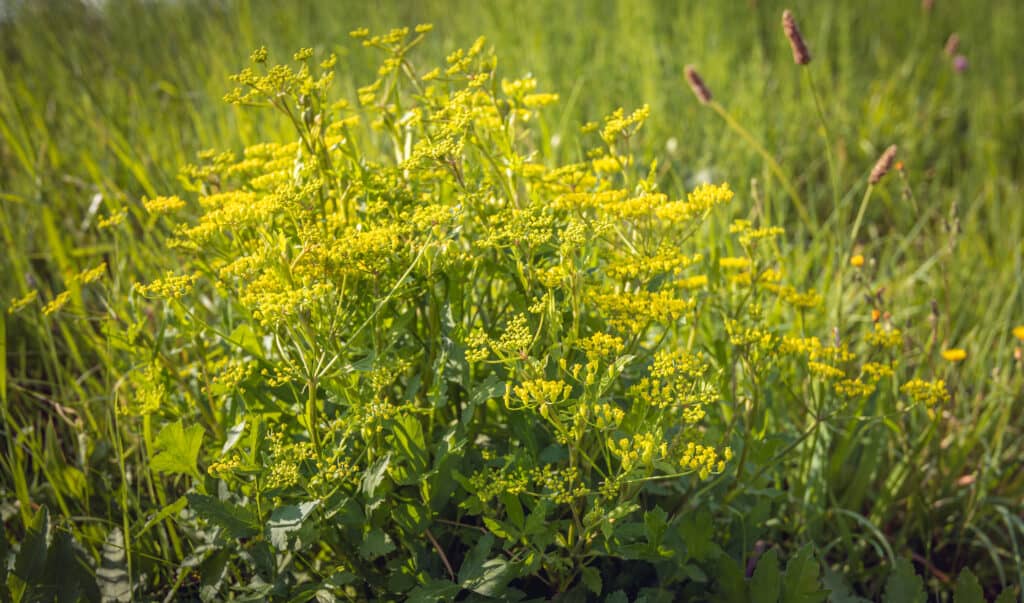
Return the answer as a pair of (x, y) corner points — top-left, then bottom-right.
(8, 290), (39, 314)
(941, 348), (967, 362)
(41, 291), (72, 316)
(850, 254), (865, 268)
(143, 195), (186, 215)
(1012, 326), (1024, 341)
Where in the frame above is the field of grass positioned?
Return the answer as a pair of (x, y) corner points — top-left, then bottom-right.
(1, 0), (1022, 600)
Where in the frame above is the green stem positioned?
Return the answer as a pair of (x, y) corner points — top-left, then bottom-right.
(709, 101), (812, 230)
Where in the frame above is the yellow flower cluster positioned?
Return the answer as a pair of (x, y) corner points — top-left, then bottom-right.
(608, 433), (666, 472)
(41, 291), (72, 316)
(579, 332), (626, 362)
(866, 324), (903, 350)
(592, 289), (694, 332)
(900, 378), (950, 406)
(136, 271), (198, 300)
(8, 290), (38, 314)
(143, 195), (187, 215)
(679, 442), (728, 480)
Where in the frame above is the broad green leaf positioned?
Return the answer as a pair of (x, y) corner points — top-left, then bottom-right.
(822, 567), (871, 603)
(359, 528), (396, 560)
(390, 414), (428, 483)
(361, 454), (391, 498)
(267, 500), (320, 551)
(138, 495), (188, 535)
(712, 556), (748, 603)
(220, 420), (247, 455)
(96, 527), (131, 603)
(11, 506), (49, 599)
(993, 589), (1017, 603)
(644, 506), (668, 550)
(458, 533), (514, 596)
(678, 510), (717, 561)
(187, 494), (259, 538)
(781, 544), (827, 603)
(407, 580), (463, 603)
(882, 559), (925, 603)
(581, 565), (602, 596)
(751, 548), (781, 603)
(952, 568), (983, 603)
(150, 420), (204, 479)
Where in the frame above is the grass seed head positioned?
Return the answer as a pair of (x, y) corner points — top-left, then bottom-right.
(944, 33), (960, 57)
(684, 65), (713, 104)
(869, 145), (899, 185)
(782, 10), (812, 65)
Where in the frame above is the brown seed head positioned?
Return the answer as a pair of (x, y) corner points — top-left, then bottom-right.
(944, 33), (960, 57)
(922, 0), (935, 11)
(684, 65), (713, 104)
(869, 145), (899, 185)
(782, 10), (812, 65)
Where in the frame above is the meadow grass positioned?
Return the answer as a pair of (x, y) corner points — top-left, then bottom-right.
(1, 0), (1022, 599)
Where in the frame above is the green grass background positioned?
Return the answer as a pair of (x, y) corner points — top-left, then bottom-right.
(1, 0), (1022, 597)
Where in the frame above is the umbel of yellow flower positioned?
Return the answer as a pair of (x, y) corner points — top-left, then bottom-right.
(1013, 326), (1024, 341)
(850, 254), (865, 268)
(941, 348), (967, 362)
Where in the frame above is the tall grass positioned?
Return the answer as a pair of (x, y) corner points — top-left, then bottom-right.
(1, 0), (1021, 597)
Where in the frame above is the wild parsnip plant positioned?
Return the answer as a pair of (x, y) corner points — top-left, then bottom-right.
(2, 1), (1023, 601)
(89, 26), (1009, 599)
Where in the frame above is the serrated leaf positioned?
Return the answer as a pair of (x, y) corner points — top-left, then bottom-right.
(359, 528), (396, 560)
(822, 567), (870, 603)
(993, 589), (1017, 603)
(267, 500), (320, 551)
(713, 556), (748, 603)
(221, 420), (247, 455)
(781, 544), (827, 603)
(187, 494), (259, 538)
(458, 533), (514, 596)
(751, 548), (781, 603)
(150, 420), (204, 479)
(11, 506), (49, 597)
(644, 506), (668, 550)
(407, 580), (463, 603)
(96, 527), (131, 603)
(361, 454), (391, 498)
(952, 568), (983, 603)
(882, 559), (925, 603)
(139, 495), (188, 535)
(678, 510), (717, 561)
(458, 534), (495, 585)
(581, 565), (602, 596)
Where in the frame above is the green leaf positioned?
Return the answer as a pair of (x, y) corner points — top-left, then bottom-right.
(580, 565), (602, 596)
(678, 510), (718, 561)
(882, 559), (925, 603)
(712, 556), (748, 603)
(390, 414), (428, 484)
(359, 528), (396, 560)
(361, 454), (391, 498)
(187, 494), (259, 539)
(458, 533), (513, 596)
(96, 527), (131, 603)
(952, 568), (984, 603)
(11, 506), (49, 598)
(267, 500), (320, 551)
(993, 589), (1017, 603)
(221, 420), (247, 455)
(644, 506), (668, 550)
(822, 567), (871, 603)
(750, 548), (781, 603)
(139, 495), (188, 535)
(407, 580), (463, 603)
(781, 545), (827, 603)
(150, 420), (204, 479)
